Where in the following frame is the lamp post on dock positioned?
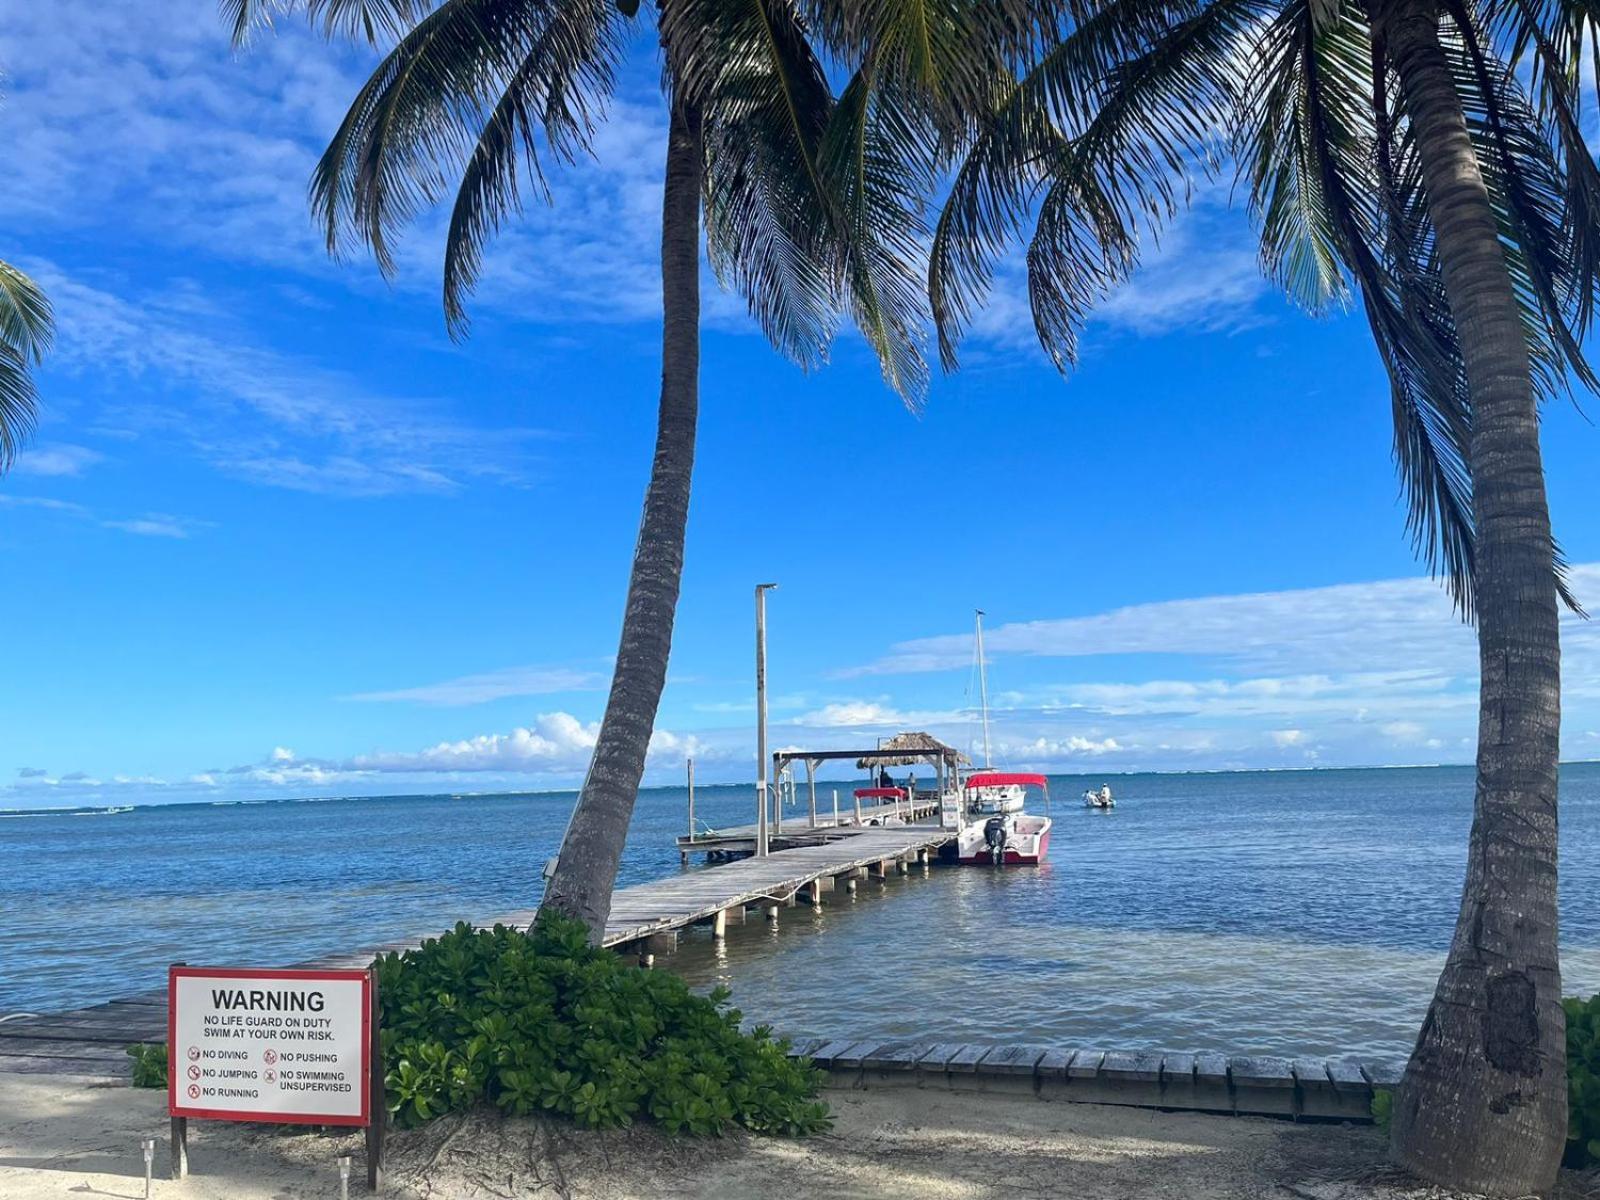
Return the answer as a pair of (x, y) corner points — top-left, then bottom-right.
(755, 582), (777, 857)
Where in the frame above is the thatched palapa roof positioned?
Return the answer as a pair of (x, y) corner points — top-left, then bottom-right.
(855, 732), (970, 769)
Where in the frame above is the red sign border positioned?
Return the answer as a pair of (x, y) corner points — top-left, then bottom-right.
(167, 966), (372, 1127)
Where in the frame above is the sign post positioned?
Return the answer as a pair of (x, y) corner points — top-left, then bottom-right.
(167, 966), (382, 1188)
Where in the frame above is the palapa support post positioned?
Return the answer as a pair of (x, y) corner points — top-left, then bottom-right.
(806, 759), (818, 829)
(366, 967), (385, 1193)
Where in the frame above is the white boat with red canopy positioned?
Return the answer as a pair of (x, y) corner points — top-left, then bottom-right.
(954, 771), (1052, 864)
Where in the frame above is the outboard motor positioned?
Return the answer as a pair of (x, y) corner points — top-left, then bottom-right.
(983, 816), (1007, 864)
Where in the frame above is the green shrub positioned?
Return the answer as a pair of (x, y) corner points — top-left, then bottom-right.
(1566, 993), (1600, 1168)
(374, 916), (830, 1136)
(1371, 1087), (1393, 1133)
(127, 1042), (168, 1089)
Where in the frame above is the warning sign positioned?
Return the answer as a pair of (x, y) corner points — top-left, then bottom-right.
(168, 967), (371, 1126)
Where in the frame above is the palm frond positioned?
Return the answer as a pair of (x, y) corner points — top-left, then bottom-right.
(930, 0), (1249, 370)
(0, 260), (53, 474)
(222, 0), (427, 46)
(674, 0), (842, 370)
(1235, 0), (1373, 311)
(441, 0), (622, 332)
(0, 260), (54, 366)
(1242, 0), (1478, 611)
(816, 66), (935, 401)
(801, 0), (1038, 149)
(312, 0), (623, 296)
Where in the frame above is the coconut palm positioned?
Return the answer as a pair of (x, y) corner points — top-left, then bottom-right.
(228, 0), (1033, 936)
(933, 0), (1599, 1191)
(0, 259), (54, 473)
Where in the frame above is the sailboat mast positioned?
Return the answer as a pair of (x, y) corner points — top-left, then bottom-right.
(975, 609), (992, 769)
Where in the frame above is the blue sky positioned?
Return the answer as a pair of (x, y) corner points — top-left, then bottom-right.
(3, 1), (1599, 808)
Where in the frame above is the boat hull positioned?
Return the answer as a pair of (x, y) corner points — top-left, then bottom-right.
(953, 823), (1050, 866)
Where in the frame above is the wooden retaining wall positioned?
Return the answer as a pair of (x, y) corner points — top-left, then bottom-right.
(788, 1038), (1402, 1121)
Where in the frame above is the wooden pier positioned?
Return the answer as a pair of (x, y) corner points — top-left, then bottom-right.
(0, 825), (954, 1078)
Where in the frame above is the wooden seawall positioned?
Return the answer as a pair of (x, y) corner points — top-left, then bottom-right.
(795, 1039), (1400, 1122)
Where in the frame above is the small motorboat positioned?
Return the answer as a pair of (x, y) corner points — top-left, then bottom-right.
(1083, 784), (1115, 809)
(954, 772), (1052, 864)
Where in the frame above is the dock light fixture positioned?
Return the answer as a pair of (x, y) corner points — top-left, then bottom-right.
(142, 1138), (155, 1199)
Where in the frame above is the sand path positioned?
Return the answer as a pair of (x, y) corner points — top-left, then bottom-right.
(0, 1073), (1578, 1199)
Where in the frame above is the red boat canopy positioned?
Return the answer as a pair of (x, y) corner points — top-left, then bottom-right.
(853, 787), (907, 798)
(964, 772), (1049, 791)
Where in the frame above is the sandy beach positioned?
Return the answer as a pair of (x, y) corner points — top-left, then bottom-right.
(8, 1071), (1589, 1200)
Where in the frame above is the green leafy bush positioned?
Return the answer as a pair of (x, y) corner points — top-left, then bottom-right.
(1566, 992), (1600, 1168)
(374, 916), (831, 1136)
(1371, 1087), (1393, 1133)
(127, 1042), (168, 1089)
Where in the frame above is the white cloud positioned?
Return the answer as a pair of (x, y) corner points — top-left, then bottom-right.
(100, 513), (203, 539)
(343, 666), (602, 706)
(795, 701), (906, 728)
(1011, 734), (1124, 758)
(34, 266), (541, 498)
(846, 566), (1600, 680)
(12, 443), (104, 477)
(0, 494), (90, 515)
(1271, 729), (1305, 747)
(1, 491), (208, 539)
(1381, 721), (1427, 742)
(0, 4), (751, 339)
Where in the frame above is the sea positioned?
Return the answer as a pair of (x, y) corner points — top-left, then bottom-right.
(5, 763), (1599, 1064)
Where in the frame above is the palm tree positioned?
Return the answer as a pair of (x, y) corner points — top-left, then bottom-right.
(933, 0), (1598, 1192)
(228, 0), (1029, 934)
(0, 259), (54, 473)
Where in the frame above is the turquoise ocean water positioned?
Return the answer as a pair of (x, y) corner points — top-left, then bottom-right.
(4, 763), (1598, 1062)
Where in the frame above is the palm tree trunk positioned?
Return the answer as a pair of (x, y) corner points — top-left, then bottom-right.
(1375, 0), (1566, 1192)
(539, 96), (703, 939)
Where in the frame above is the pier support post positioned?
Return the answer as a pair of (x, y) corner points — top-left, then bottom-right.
(711, 909), (727, 939)
(644, 931), (677, 957)
(765, 905), (780, 925)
